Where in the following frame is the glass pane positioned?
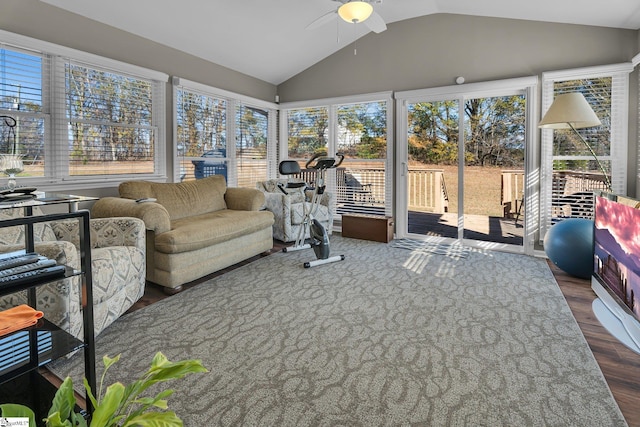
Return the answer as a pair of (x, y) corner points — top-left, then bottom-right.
(68, 123), (154, 175)
(287, 106), (328, 159)
(551, 78), (612, 221)
(0, 47), (46, 178)
(463, 95), (526, 245)
(336, 101), (387, 216)
(407, 100), (459, 239)
(66, 64), (156, 176)
(0, 116), (45, 178)
(0, 47), (44, 112)
(176, 89), (227, 181)
(236, 105), (268, 188)
(553, 78), (611, 158)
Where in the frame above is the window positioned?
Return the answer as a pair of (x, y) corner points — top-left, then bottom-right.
(280, 92), (393, 218)
(0, 30), (168, 188)
(65, 62), (160, 176)
(173, 77), (277, 186)
(540, 64), (633, 234)
(236, 104), (271, 188)
(0, 44), (48, 179)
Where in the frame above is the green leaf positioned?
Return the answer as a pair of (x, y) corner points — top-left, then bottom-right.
(43, 411), (72, 427)
(89, 382), (125, 427)
(70, 411), (88, 427)
(48, 377), (77, 421)
(121, 411), (183, 427)
(0, 403), (36, 426)
(82, 377), (98, 412)
(102, 353), (121, 370)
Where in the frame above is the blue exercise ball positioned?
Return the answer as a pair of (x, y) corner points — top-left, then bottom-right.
(544, 218), (594, 279)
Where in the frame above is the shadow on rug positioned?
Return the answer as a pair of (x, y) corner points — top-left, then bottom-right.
(49, 236), (627, 426)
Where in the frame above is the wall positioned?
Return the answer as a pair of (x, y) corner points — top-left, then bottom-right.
(278, 13), (639, 196)
(278, 14), (637, 101)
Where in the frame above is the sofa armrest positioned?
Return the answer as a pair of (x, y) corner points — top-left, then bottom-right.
(225, 187), (266, 211)
(92, 197), (171, 234)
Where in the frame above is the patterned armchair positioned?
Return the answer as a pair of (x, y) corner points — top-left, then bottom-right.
(256, 179), (333, 243)
(0, 207), (146, 338)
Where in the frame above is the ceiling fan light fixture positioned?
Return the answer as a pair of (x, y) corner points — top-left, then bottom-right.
(338, 1), (373, 24)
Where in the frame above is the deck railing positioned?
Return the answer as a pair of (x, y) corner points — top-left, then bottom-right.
(292, 167), (449, 214)
(501, 169), (610, 220)
(407, 168), (448, 213)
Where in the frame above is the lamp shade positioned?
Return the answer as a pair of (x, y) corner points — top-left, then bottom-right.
(338, 1), (373, 23)
(538, 92), (601, 129)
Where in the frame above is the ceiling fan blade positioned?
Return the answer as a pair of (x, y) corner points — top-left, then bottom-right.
(306, 10), (337, 30)
(364, 11), (387, 33)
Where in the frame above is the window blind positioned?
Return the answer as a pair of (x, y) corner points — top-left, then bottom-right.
(65, 61), (157, 176)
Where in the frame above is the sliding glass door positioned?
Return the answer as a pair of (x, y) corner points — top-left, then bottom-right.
(396, 78), (536, 252)
(462, 94), (526, 245)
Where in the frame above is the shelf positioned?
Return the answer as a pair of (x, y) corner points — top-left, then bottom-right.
(0, 318), (84, 384)
(0, 266), (76, 298)
(0, 207), (95, 419)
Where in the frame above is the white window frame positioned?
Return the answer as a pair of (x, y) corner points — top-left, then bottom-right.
(172, 77), (278, 185)
(279, 91), (394, 217)
(0, 29), (168, 190)
(540, 63), (633, 238)
(395, 77), (538, 254)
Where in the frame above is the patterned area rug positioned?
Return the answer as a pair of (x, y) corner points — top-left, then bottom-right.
(49, 236), (626, 426)
(390, 238), (471, 259)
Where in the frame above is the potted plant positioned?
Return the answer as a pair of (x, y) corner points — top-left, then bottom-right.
(0, 351), (207, 427)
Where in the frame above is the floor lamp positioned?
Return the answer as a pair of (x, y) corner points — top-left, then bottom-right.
(538, 92), (612, 192)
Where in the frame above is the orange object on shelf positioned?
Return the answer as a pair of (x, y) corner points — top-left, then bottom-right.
(0, 304), (44, 336)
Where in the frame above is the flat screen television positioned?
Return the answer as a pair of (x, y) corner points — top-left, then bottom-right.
(592, 192), (640, 354)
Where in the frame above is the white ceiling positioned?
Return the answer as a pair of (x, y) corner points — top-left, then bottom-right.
(40, 0), (640, 85)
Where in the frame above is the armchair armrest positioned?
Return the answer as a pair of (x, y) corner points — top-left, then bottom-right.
(50, 217), (145, 251)
(92, 197), (171, 234)
(225, 187), (265, 211)
(262, 192), (292, 222)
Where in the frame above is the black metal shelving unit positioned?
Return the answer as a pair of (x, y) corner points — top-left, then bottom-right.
(0, 209), (95, 424)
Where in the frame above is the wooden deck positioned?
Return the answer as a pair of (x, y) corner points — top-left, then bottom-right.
(408, 210), (524, 245)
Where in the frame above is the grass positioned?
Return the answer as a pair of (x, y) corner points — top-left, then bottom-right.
(439, 164), (517, 217)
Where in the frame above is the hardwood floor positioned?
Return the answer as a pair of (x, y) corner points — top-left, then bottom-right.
(548, 261), (640, 427)
(128, 239), (640, 427)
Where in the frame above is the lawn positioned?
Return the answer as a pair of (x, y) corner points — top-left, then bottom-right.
(439, 164), (513, 217)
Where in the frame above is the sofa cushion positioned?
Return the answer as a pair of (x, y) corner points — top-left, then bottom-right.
(155, 209), (274, 254)
(119, 175), (227, 220)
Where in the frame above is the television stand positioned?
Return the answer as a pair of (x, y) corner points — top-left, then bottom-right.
(591, 278), (640, 355)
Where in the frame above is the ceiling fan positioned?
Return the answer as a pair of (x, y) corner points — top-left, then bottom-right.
(307, 0), (387, 34)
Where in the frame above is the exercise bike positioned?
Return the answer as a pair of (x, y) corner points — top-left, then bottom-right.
(279, 153), (346, 268)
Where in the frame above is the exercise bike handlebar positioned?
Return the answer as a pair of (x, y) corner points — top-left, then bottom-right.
(305, 152), (345, 170)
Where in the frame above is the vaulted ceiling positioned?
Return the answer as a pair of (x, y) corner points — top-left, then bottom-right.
(40, 0), (640, 85)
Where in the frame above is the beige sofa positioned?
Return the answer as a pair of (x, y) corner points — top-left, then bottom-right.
(92, 175), (275, 294)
